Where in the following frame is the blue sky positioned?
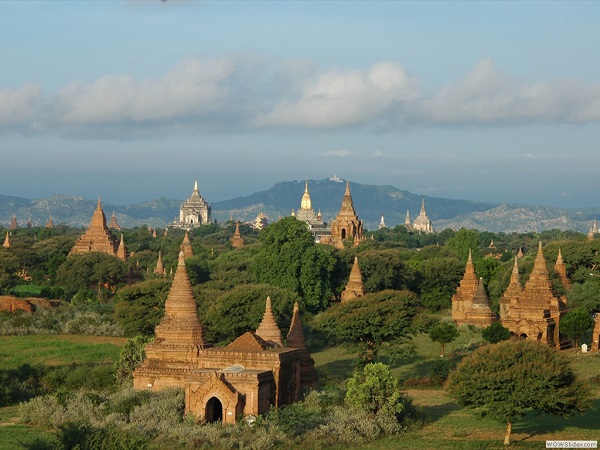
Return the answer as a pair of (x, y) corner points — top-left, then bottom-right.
(2, 1), (600, 208)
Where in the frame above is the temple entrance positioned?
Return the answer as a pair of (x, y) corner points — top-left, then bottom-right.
(519, 333), (528, 339)
(341, 229), (346, 239)
(205, 397), (223, 423)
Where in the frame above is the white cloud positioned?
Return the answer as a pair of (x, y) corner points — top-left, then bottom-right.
(0, 83), (42, 127)
(322, 149), (353, 157)
(421, 58), (600, 125)
(252, 62), (418, 129)
(372, 150), (383, 157)
(1, 56), (600, 137)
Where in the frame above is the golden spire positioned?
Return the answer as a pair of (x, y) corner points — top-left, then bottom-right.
(3, 231), (10, 248)
(300, 180), (312, 211)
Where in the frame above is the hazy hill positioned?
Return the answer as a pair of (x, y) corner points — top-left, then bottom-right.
(1, 178), (599, 233)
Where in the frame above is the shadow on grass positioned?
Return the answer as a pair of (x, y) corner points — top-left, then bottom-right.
(316, 356), (355, 385)
(514, 396), (600, 440)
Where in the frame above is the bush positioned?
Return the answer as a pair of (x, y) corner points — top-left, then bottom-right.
(345, 362), (406, 417)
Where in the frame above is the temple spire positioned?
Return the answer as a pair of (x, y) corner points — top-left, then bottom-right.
(255, 297), (283, 346)
(3, 231), (10, 248)
(286, 302), (306, 350)
(154, 251), (165, 275)
(117, 233), (127, 261)
(341, 256), (365, 302)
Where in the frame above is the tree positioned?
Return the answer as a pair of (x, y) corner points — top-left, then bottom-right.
(447, 339), (591, 445)
(114, 279), (171, 336)
(560, 308), (594, 349)
(115, 335), (152, 384)
(201, 284), (301, 344)
(56, 252), (127, 295)
(445, 228), (482, 261)
(482, 321), (511, 344)
(253, 217), (334, 313)
(345, 362), (406, 417)
(315, 290), (417, 364)
(428, 322), (459, 357)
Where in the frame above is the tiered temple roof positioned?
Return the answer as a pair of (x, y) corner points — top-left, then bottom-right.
(9, 215), (18, 230)
(500, 241), (568, 348)
(172, 181), (211, 230)
(45, 216), (54, 229)
(341, 256), (365, 302)
(108, 211), (121, 230)
(322, 182), (363, 249)
(452, 249), (497, 327)
(69, 198), (124, 260)
(412, 199), (434, 233)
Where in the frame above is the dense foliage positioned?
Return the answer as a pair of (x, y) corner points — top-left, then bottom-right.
(447, 339), (591, 445)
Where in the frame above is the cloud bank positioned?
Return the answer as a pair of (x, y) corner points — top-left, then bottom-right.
(1, 56), (600, 138)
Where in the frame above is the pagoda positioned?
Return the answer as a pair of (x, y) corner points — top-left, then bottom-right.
(181, 231), (194, 258)
(3, 232), (10, 248)
(133, 249), (315, 423)
(229, 222), (244, 249)
(412, 199), (434, 233)
(293, 181), (330, 241)
(172, 181), (211, 230)
(70, 198), (125, 261)
(286, 302), (319, 388)
(499, 242), (569, 348)
(554, 248), (571, 290)
(341, 256), (365, 302)
(321, 182), (363, 249)
(108, 211), (121, 230)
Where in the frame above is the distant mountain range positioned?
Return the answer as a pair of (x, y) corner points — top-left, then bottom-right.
(1, 178), (599, 233)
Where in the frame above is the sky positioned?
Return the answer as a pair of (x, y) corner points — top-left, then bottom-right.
(2, 1), (600, 208)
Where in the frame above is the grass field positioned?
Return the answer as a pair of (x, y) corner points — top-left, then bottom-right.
(313, 331), (600, 448)
(1, 332), (598, 449)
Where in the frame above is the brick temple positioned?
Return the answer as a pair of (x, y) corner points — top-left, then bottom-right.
(133, 248), (318, 424)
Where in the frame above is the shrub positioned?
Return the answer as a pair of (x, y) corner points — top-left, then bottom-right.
(345, 362), (406, 417)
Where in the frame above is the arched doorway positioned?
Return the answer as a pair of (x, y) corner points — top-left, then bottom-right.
(341, 228), (346, 239)
(205, 397), (223, 423)
(519, 333), (528, 339)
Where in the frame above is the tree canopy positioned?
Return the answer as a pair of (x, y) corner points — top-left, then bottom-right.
(315, 290), (418, 364)
(447, 339), (591, 445)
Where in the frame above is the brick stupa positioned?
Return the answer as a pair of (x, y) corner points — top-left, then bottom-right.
(230, 222), (244, 249)
(341, 256), (365, 302)
(255, 296), (283, 346)
(70, 198), (125, 261)
(181, 231), (194, 258)
(3, 232), (10, 248)
(554, 248), (571, 290)
(500, 241), (569, 348)
(108, 211), (121, 230)
(286, 302), (319, 388)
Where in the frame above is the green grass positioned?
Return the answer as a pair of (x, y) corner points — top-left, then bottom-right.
(312, 330), (600, 448)
(0, 406), (57, 450)
(10, 285), (43, 297)
(0, 335), (126, 370)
